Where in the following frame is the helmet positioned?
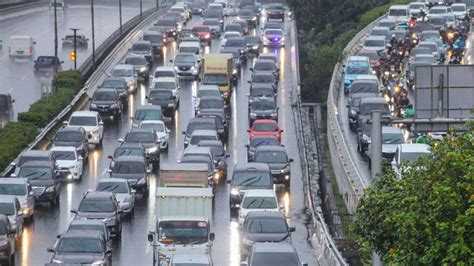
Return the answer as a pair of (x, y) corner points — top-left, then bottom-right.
(391, 34), (396, 38)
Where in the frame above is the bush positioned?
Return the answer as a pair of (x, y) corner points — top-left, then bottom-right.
(55, 70), (84, 91)
(0, 122), (38, 170)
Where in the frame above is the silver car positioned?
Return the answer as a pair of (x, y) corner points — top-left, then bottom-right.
(95, 178), (136, 215)
(0, 178), (34, 220)
(0, 196), (24, 237)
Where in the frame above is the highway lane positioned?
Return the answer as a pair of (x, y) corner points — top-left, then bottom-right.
(19, 13), (317, 266)
(0, 4), (145, 119)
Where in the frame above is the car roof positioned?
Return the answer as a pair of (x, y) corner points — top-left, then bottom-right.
(113, 156), (146, 163)
(259, 53), (277, 58)
(50, 146), (77, 152)
(197, 140), (222, 147)
(98, 178), (129, 184)
(19, 161), (54, 168)
(200, 95), (224, 101)
(143, 30), (161, 36)
(140, 120), (165, 125)
(348, 56), (369, 62)
(246, 210), (286, 219)
(191, 129), (218, 136)
(0, 195), (17, 204)
(0, 178), (28, 185)
(118, 142), (145, 149)
(176, 52), (196, 57)
(155, 77), (176, 83)
(372, 26), (390, 31)
(154, 66), (175, 72)
(58, 126), (85, 133)
(354, 74), (377, 81)
(179, 42), (201, 48)
(198, 85), (220, 91)
(69, 218), (106, 227)
(103, 76), (126, 82)
(113, 64), (134, 70)
(133, 40), (151, 45)
(129, 128), (155, 134)
(62, 229), (104, 239)
(70, 111), (98, 117)
(398, 143), (430, 153)
(253, 119), (278, 124)
(184, 146), (212, 154)
(382, 126), (403, 134)
(253, 242), (296, 253)
(21, 150), (51, 157)
(255, 145), (287, 153)
(233, 162), (270, 172)
(84, 191), (115, 199)
(365, 35), (386, 41)
(244, 189), (276, 197)
(390, 5), (408, 9)
(255, 59), (275, 65)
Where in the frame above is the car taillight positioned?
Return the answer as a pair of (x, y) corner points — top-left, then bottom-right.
(29, 46), (32, 54)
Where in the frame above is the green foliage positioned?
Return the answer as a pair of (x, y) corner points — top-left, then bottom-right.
(55, 70), (84, 91)
(353, 126), (474, 264)
(359, 4), (390, 28)
(0, 122), (38, 170)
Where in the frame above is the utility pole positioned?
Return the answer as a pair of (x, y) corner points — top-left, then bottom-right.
(54, 0), (58, 74)
(156, 0), (159, 10)
(91, 0), (96, 71)
(70, 28), (80, 70)
(140, 0), (143, 20)
(370, 110), (382, 181)
(119, 0), (123, 35)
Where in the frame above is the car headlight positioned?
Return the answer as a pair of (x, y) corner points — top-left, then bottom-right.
(52, 259), (63, 263)
(174, 66), (179, 70)
(90, 103), (97, 108)
(351, 110), (356, 116)
(191, 66), (196, 70)
(231, 188), (239, 196)
(127, 80), (134, 87)
(110, 103), (118, 109)
(271, 112), (277, 118)
(45, 186), (55, 193)
(280, 164), (290, 173)
(232, 68), (238, 75)
(252, 17), (257, 21)
(252, 45), (259, 49)
(92, 260), (106, 266)
(147, 146), (158, 154)
(362, 134), (371, 143)
(138, 178), (147, 184)
(140, 67), (147, 73)
(250, 112), (256, 118)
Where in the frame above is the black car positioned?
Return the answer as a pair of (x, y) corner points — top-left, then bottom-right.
(109, 142), (147, 169)
(109, 156), (150, 195)
(0, 93), (14, 116)
(227, 163), (273, 211)
(203, 10), (224, 29)
(195, 112), (227, 141)
(147, 89), (177, 115)
(251, 59), (279, 80)
(129, 41), (153, 63)
(124, 55), (151, 80)
(33, 56), (63, 73)
(48, 229), (112, 265)
(0, 215), (16, 265)
(246, 135), (281, 161)
(120, 128), (160, 169)
(222, 37), (248, 63)
(99, 77), (129, 106)
(241, 211), (295, 256)
(16, 161), (59, 206)
(252, 146), (293, 187)
(196, 96), (227, 119)
(346, 94), (377, 131)
(197, 140), (229, 181)
(238, 8), (258, 28)
(188, 2), (204, 15)
(142, 31), (164, 56)
(89, 88), (123, 118)
(249, 72), (278, 91)
(72, 191), (122, 238)
(266, 3), (285, 21)
(53, 127), (90, 160)
(182, 117), (219, 146)
(249, 98), (278, 125)
(244, 36), (262, 55)
(248, 83), (276, 105)
(155, 18), (179, 39)
(354, 97), (392, 131)
(61, 34), (88, 48)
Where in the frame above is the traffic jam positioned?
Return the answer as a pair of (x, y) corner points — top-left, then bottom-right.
(0, 1), (312, 265)
(343, 1), (471, 173)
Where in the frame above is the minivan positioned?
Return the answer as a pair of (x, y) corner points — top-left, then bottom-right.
(8, 36), (36, 58)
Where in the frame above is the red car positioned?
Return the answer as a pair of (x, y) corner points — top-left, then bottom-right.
(192, 26), (212, 45)
(247, 119), (283, 141)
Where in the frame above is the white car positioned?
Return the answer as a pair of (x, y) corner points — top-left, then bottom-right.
(111, 64), (138, 93)
(238, 189), (280, 225)
(8, 36), (36, 58)
(391, 143), (431, 179)
(139, 120), (170, 151)
(96, 178), (135, 214)
(65, 111), (104, 146)
(50, 146), (84, 180)
(221, 31), (241, 47)
(178, 41), (203, 62)
(151, 66), (177, 86)
(170, 254), (213, 266)
(451, 3), (467, 19)
(170, 5), (190, 22)
(0, 178), (35, 219)
(151, 77), (180, 102)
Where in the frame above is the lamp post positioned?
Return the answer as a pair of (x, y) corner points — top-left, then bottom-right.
(91, 0), (96, 70)
(119, 0), (123, 35)
(69, 28), (80, 70)
(140, 0), (143, 20)
(54, 0), (58, 74)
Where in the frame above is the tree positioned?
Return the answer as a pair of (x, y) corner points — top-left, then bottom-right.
(353, 125), (474, 265)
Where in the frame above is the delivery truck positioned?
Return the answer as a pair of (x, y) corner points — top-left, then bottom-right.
(200, 53), (235, 101)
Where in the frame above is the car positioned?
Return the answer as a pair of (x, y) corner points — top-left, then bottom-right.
(99, 77), (129, 106)
(154, 18), (179, 39)
(183, 117), (219, 146)
(246, 135), (281, 161)
(151, 77), (180, 104)
(0, 215), (16, 264)
(0, 196), (24, 237)
(252, 146), (293, 187)
(132, 105), (164, 127)
(238, 8), (258, 28)
(179, 156), (216, 187)
(249, 98), (278, 125)
(89, 88), (123, 119)
(413, 54), (437, 65)
(61, 34), (88, 48)
(369, 26), (391, 41)
(53, 126), (90, 160)
(420, 30), (441, 42)
(178, 41), (202, 60)
(178, 34), (201, 47)
(354, 97), (392, 131)
(197, 140), (228, 182)
(348, 76), (382, 99)
(50, 146), (84, 181)
(248, 119), (283, 142)
(258, 53), (278, 64)
(110, 64), (138, 93)
(170, 254), (213, 266)
(109, 142), (146, 169)
(195, 96), (227, 119)
(262, 29), (285, 47)
(124, 55), (151, 80)
(171, 52), (200, 79)
(179, 146), (214, 166)
(417, 41), (440, 60)
(139, 120), (170, 152)
(65, 111), (104, 146)
(427, 6), (451, 19)
(195, 85), (222, 110)
(130, 40), (153, 63)
(451, 3), (468, 19)
(8, 36), (35, 58)
(220, 31), (242, 47)
(245, 36), (263, 56)
(65, 219), (111, 249)
(72, 191), (123, 237)
(251, 59), (279, 79)
(408, 2), (427, 17)
(248, 83), (276, 105)
(147, 89), (177, 116)
(33, 56), (63, 73)
(391, 143), (431, 179)
(187, 129), (220, 149)
(442, 13), (456, 27)
(387, 5), (409, 28)
(346, 94), (375, 131)
(375, 126), (405, 161)
(14, 161), (60, 207)
(245, 242), (308, 266)
(142, 31), (164, 56)
(119, 128), (160, 169)
(192, 26), (212, 45)
(265, 3), (285, 21)
(377, 18), (397, 30)
(426, 15), (447, 30)
(389, 29), (410, 44)
(203, 9), (225, 28)
(170, 5), (190, 22)
(0, 93), (14, 117)
(362, 35), (387, 51)
(249, 72), (278, 91)
(151, 66), (178, 85)
(238, 189), (280, 225)
(188, 2), (205, 15)
(203, 18), (222, 37)
(96, 178), (135, 214)
(232, 19), (250, 35)
(357, 49), (381, 72)
(408, 47), (433, 63)
(0, 178), (34, 220)
(10, 150), (57, 176)
(47, 229), (112, 265)
(221, 37), (248, 62)
(240, 211), (295, 255)
(196, 112), (227, 141)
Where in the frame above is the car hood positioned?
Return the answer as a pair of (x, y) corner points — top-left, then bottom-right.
(53, 253), (105, 263)
(76, 211), (117, 219)
(148, 98), (173, 107)
(54, 141), (82, 148)
(92, 100), (117, 106)
(266, 162), (288, 171)
(56, 159), (76, 168)
(114, 193), (129, 203)
(252, 109), (276, 115)
(174, 62), (195, 68)
(110, 173), (145, 181)
(28, 179), (54, 187)
(245, 232), (289, 243)
(382, 144), (398, 154)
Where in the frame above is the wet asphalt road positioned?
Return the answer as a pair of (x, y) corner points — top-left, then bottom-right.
(13, 12), (317, 266)
(0, 3), (153, 117)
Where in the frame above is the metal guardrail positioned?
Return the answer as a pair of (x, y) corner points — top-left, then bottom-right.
(0, 1), (47, 15)
(289, 18), (347, 265)
(1, 7), (167, 177)
(326, 15), (387, 214)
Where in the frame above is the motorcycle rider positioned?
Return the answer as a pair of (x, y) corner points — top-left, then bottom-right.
(453, 35), (465, 52)
(405, 104), (415, 118)
(389, 34), (398, 48)
(419, 8), (426, 21)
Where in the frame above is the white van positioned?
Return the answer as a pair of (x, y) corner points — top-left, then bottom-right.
(8, 36), (36, 58)
(387, 5), (409, 27)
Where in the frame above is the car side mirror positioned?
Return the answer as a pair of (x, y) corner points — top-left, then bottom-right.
(181, 131), (186, 134)
(117, 210), (123, 215)
(107, 155), (113, 159)
(166, 128), (171, 133)
(169, 59), (173, 63)
(147, 169), (152, 173)
(249, 68), (254, 71)
(209, 232), (215, 241)
(29, 191), (34, 196)
(131, 189), (136, 194)
(86, 38), (90, 41)
(57, 234), (62, 239)
(247, 128), (251, 132)
(18, 211), (23, 217)
(33, 41), (37, 45)
(289, 226), (296, 232)
(9, 162), (16, 167)
(302, 263), (308, 266)
(118, 138), (124, 143)
(147, 232), (155, 243)
(106, 250), (113, 255)
(289, 158), (294, 163)
(47, 248), (55, 253)
(245, 144), (249, 148)
(78, 155), (83, 161)
(247, 80), (251, 84)
(62, 120), (68, 126)
(99, 121), (104, 126)
(60, 61), (64, 64)
(71, 209), (77, 214)
(10, 174), (16, 177)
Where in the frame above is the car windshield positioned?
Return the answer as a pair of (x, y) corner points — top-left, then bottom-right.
(419, 44), (436, 53)
(400, 152), (430, 163)
(190, 135), (216, 145)
(206, 145), (224, 157)
(134, 109), (162, 121)
(93, 91), (118, 101)
(175, 54), (195, 64)
(428, 17), (445, 25)
(69, 224), (105, 234)
(0, 184), (27, 196)
(187, 123), (215, 135)
(125, 57), (147, 65)
(143, 34), (163, 43)
(364, 39), (385, 47)
(203, 74), (228, 85)
(251, 88), (273, 98)
(250, 137), (280, 148)
(54, 131), (83, 142)
(157, 19), (176, 26)
(266, 30), (282, 36)
(97, 182), (129, 193)
(246, 217), (287, 233)
(57, 237), (104, 253)
(102, 80), (125, 88)
(383, 133), (404, 144)
(52, 150), (76, 161)
(158, 221), (209, 245)
(114, 147), (142, 157)
(254, 62), (276, 71)
(204, 10), (222, 18)
(140, 123), (165, 132)
(251, 253), (299, 266)
(444, 15), (454, 22)
(252, 74), (274, 83)
(132, 43), (151, 51)
(154, 81), (176, 90)
(411, 48), (432, 56)
(112, 68), (133, 77)
(252, 101), (276, 110)
(113, 161), (145, 174)
(180, 46), (199, 54)
(421, 33), (439, 41)
(242, 196), (277, 209)
(0, 203), (15, 216)
(389, 9), (407, 16)
(18, 166), (53, 180)
(371, 29), (388, 36)
(192, 27), (210, 33)
(79, 198), (116, 212)
(255, 151), (288, 163)
(18, 156), (48, 167)
(125, 132), (155, 142)
(149, 90), (173, 100)
(360, 103), (390, 115)
(430, 8), (446, 14)
(199, 99), (224, 109)
(0, 220), (8, 235)
(198, 89), (221, 98)
(224, 33), (240, 39)
(225, 38), (245, 47)
(69, 116), (97, 126)
(254, 122), (278, 131)
(451, 5), (465, 12)
(154, 70), (175, 78)
(203, 20), (219, 26)
(351, 82), (378, 94)
(233, 172), (271, 187)
(239, 9), (254, 16)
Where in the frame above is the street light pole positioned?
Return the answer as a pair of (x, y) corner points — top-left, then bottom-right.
(370, 110), (382, 180)
(140, 0), (143, 20)
(91, 0), (96, 71)
(119, 0), (123, 35)
(54, 0), (58, 74)
(70, 28), (80, 70)
(156, 0), (159, 10)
